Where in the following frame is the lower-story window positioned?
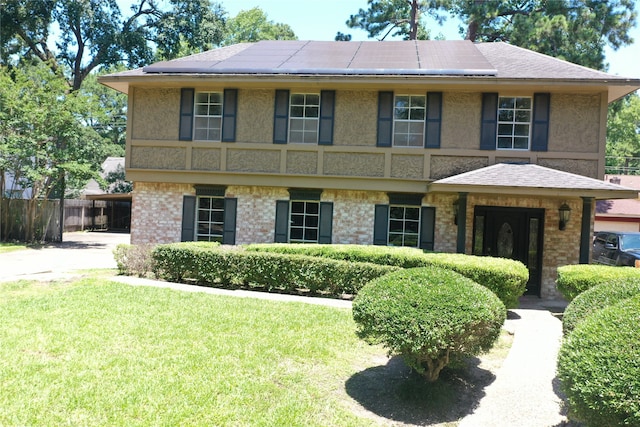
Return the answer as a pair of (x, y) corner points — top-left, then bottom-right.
(181, 186), (237, 244)
(196, 196), (224, 242)
(274, 190), (333, 244)
(388, 205), (421, 247)
(289, 201), (320, 243)
(374, 195), (434, 250)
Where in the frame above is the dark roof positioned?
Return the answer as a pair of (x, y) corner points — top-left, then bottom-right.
(100, 40), (640, 101)
(429, 163), (639, 200)
(143, 40), (497, 76)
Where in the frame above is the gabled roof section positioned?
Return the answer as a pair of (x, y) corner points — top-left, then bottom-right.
(429, 163), (639, 200)
(99, 40), (640, 101)
(142, 40), (498, 76)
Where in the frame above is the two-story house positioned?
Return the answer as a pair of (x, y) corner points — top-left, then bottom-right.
(99, 40), (640, 299)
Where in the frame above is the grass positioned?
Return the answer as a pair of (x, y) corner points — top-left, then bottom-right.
(0, 277), (513, 426)
(0, 242), (27, 254)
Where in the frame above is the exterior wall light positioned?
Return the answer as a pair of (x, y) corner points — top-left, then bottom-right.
(559, 203), (571, 230)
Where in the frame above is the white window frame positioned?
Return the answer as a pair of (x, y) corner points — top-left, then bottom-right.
(195, 195), (224, 242)
(393, 94), (426, 148)
(193, 91), (223, 142)
(388, 205), (421, 248)
(497, 96), (532, 150)
(289, 200), (320, 243)
(289, 93), (320, 144)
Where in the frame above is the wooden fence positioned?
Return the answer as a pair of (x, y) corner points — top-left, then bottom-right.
(0, 198), (61, 242)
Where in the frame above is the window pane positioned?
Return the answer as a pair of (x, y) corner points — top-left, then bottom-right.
(303, 130), (317, 144)
(291, 214), (304, 227)
(498, 137), (512, 149)
(499, 97), (515, 109)
(395, 108), (409, 120)
(307, 94), (320, 105)
(196, 93), (210, 103)
(409, 108), (425, 120)
(515, 124), (529, 136)
(289, 131), (303, 143)
(306, 203), (319, 214)
(291, 94), (305, 104)
(290, 227), (303, 240)
(403, 234), (419, 248)
(291, 106), (304, 118)
(405, 208), (420, 220)
(389, 220), (404, 232)
(211, 211), (224, 223)
(395, 96), (409, 108)
(514, 137), (529, 149)
(498, 110), (514, 121)
(411, 96), (426, 108)
(306, 216), (318, 228)
(390, 206), (404, 219)
(405, 221), (419, 233)
(394, 122), (409, 133)
(498, 124), (513, 136)
(305, 106), (319, 118)
(516, 97), (531, 109)
(290, 118), (304, 131)
(291, 201), (305, 213)
(516, 110), (531, 122)
(304, 229), (318, 241)
(388, 233), (403, 246)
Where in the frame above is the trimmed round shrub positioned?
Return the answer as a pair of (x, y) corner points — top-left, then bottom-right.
(557, 264), (640, 301)
(557, 294), (640, 426)
(352, 267), (506, 382)
(562, 278), (640, 334)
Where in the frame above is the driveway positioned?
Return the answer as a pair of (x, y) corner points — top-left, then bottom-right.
(0, 231), (130, 282)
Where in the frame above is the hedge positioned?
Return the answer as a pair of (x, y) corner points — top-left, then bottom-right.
(353, 267), (506, 382)
(557, 294), (640, 426)
(151, 243), (399, 296)
(246, 244), (528, 308)
(562, 278), (640, 335)
(556, 264), (640, 301)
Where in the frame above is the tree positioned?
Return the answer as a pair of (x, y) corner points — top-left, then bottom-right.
(0, 0), (227, 90)
(221, 7), (297, 45)
(606, 93), (640, 174)
(104, 164), (133, 194)
(343, 0), (448, 40)
(453, 0), (637, 70)
(0, 62), (106, 241)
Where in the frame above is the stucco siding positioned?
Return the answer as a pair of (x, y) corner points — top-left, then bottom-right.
(548, 94), (601, 153)
(391, 154), (424, 179)
(131, 88), (180, 140)
(333, 91), (378, 146)
(441, 92), (482, 150)
(226, 149), (280, 173)
(236, 89), (273, 143)
(130, 147), (186, 170)
(324, 152), (385, 177)
(430, 156), (489, 180)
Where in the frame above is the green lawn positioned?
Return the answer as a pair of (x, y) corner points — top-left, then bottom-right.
(0, 277), (511, 426)
(0, 243), (27, 254)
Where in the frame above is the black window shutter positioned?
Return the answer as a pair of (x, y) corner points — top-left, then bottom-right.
(318, 202), (333, 244)
(377, 91), (393, 147)
(274, 200), (290, 242)
(318, 90), (335, 146)
(420, 206), (435, 251)
(222, 89), (237, 142)
(273, 90), (290, 144)
(373, 204), (389, 245)
(425, 92), (442, 148)
(222, 198), (237, 245)
(531, 93), (550, 152)
(179, 88), (195, 141)
(181, 195), (196, 241)
(480, 93), (498, 150)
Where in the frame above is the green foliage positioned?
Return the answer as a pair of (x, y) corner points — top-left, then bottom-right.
(562, 278), (640, 335)
(113, 243), (156, 277)
(556, 264), (640, 301)
(606, 93), (640, 174)
(222, 7), (297, 45)
(345, 0), (444, 40)
(352, 267), (506, 382)
(0, 62), (106, 241)
(557, 295), (640, 426)
(246, 244), (528, 308)
(151, 243), (398, 296)
(452, 0), (636, 70)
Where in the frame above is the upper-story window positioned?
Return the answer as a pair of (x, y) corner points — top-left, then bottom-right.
(497, 96), (532, 150)
(393, 95), (426, 147)
(194, 91), (223, 141)
(289, 93), (320, 144)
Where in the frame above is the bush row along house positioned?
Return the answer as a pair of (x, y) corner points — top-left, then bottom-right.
(99, 40), (640, 299)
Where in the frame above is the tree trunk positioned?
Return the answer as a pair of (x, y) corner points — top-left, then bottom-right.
(409, 0), (419, 40)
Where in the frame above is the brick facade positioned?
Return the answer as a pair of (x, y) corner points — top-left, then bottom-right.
(132, 182), (587, 300)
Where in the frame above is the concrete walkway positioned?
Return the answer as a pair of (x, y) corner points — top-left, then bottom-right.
(459, 303), (567, 427)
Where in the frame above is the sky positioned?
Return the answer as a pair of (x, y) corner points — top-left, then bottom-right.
(220, 0), (640, 78)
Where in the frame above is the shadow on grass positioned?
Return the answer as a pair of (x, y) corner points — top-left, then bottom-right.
(346, 355), (495, 425)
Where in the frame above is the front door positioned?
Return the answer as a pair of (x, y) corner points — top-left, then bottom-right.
(473, 207), (544, 296)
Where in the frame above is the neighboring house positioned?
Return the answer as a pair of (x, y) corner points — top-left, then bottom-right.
(2, 171), (32, 199)
(66, 157), (132, 232)
(595, 175), (640, 232)
(99, 40), (640, 299)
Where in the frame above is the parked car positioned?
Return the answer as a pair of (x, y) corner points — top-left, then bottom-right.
(592, 231), (640, 267)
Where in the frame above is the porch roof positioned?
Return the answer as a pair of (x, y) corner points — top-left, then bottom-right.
(428, 163), (639, 200)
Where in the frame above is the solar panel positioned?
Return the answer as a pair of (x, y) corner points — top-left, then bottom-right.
(142, 40), (498, 76)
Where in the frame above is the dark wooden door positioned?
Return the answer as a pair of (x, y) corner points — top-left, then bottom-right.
(473, 207), (544, 296)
